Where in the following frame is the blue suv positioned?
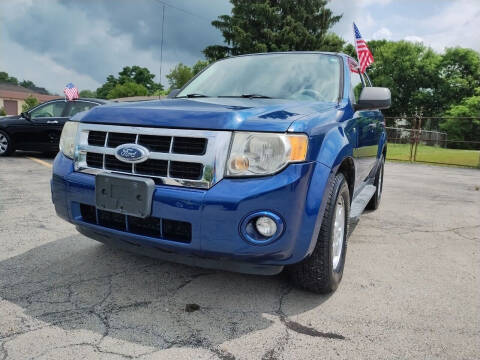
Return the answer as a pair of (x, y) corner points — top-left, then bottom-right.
(51, 52), (390, 293)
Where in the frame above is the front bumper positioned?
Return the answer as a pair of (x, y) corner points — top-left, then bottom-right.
(51, 153), (332, 271)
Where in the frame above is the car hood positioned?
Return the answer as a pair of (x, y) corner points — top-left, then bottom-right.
(77, 98), (338, 133)
(0, 115), (21, 121)
(0, 115), (21, 124)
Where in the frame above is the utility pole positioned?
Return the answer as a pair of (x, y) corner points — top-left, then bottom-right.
(159, 4), (165, 99)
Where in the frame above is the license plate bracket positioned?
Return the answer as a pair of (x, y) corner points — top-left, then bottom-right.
(95, 173), (155, 218)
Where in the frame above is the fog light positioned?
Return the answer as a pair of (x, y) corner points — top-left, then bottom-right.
(255, 216), (277, 237)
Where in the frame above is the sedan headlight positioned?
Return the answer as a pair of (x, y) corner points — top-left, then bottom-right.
(59, 121), (79, 159)
(226, 132), (308, 176)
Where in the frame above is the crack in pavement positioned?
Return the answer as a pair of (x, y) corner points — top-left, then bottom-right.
(281, 317), (346, 340)
(0, 341), (8, 360)
(28, 342), (134, 360)
(274, 285), (346, 342)
(397, 224), (480, 237)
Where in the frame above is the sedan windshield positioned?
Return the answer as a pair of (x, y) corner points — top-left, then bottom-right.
(177, 53), (341, 102)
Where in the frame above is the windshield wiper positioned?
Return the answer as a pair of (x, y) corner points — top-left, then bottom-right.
(178, 93), (210, 98)
(218, 94), (272, 99)
(241, 94), (272, 99)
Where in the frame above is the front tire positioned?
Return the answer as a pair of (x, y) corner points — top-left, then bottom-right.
(287, 173), (350, 294)
(0, 130), (14, 157)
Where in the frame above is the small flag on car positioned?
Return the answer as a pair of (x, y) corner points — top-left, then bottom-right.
(353, 23), (374, 73)
(64, 83), (79, 101)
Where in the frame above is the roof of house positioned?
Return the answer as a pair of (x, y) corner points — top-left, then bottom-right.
(0, 82), (59, 102)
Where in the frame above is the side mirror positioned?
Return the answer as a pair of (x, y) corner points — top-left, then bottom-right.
(167, 89), (180, 99)
(20, 112), (31, 120)
(355, 87), (391, 111)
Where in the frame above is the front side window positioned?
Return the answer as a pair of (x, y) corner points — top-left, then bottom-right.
(362, 73), (372, 87)
(30, 101), (66, 118)
(178, 53), (341, 102)
(349, 59), (364, 104)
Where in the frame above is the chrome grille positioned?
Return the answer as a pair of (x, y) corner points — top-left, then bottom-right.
(75, 123), (232, 189)
(107, 132), (136, 147)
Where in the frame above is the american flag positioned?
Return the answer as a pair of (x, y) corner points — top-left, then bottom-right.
(353, 23), (374, 73)
(64, 83), (79, 101)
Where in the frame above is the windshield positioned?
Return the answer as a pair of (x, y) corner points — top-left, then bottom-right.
(177, 53), (341, 102)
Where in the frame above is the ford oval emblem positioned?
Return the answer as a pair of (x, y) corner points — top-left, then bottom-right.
(114, 144), (149, 164)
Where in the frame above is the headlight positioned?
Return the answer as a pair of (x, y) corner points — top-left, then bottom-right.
(59, 121), (79, 159)
(226, 132), (308, 176)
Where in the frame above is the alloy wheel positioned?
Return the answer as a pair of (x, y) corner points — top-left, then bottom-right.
(332, 195), (345, 271)
(0, 134), (8, 155)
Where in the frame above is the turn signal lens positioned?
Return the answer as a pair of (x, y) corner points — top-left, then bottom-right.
(288, 134), (308, 162)
(229, 155), (250, 173)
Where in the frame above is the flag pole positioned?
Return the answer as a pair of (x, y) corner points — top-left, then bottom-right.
(353, 22), (358, 63)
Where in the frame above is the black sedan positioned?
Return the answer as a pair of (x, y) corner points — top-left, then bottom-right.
(0, 98), (108, 156)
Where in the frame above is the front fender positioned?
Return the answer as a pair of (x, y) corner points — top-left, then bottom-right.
(295, 120), (356, 260)
(314, 120), (355, 170)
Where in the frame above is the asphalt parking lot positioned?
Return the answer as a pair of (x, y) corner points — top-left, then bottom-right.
(0, 154), (479, 360)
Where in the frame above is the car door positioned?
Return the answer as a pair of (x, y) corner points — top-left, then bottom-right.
(349, 60), (380, 189)
(9, 100), (68, 151)
(362, 73), (384, 163)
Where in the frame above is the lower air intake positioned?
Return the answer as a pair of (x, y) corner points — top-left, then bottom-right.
(79, 203), (191, 243)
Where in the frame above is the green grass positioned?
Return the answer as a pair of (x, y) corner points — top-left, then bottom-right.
(387, 143), (480, 168)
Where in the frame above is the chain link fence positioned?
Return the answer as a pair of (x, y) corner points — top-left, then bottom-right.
(385, 116), (480, 168)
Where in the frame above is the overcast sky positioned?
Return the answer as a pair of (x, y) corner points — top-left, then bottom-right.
(0, 0), (478, 94)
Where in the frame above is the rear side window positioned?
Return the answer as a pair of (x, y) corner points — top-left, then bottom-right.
(349, 59), (364, 104)
(69, 101), (97, 117)
(30, 101), (66, 118)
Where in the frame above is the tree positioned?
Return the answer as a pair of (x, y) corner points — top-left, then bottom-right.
(192, 60), (209, 75)
(0, 107), (6, 116)
(96, 75), (118, 99)
(342, 43), (356, 58)
(118, 66), (161, 93)
(436, 47), (480, 111)
(79, 89), (97, 98)
(106, 82), (148, 99)
(165, 60), (210, 90)
(365, 40), (442, 118)
(440, 88), (480, 148)
(19, 80), (35, 89)
(22, 95), (39, 112)
(363, 41), (480, 119)
(204, 0), (343, 61)
(0, 71), (18, 85)
(96, 66), (162, 99)
(166, 63), (194, 89)
(0, 72), (49, 94)
(19, 80), (50, 95)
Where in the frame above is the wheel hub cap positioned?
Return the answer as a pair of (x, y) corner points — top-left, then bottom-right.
(332, 196), (345, 270)
(0, 134), (8, 154)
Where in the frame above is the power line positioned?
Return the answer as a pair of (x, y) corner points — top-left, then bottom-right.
(152, 0), (211, 22)
(159, 4), (165, 97)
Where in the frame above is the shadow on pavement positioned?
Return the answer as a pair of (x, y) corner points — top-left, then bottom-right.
(0, 234), (332, 351)
(12, 151), (57, 160)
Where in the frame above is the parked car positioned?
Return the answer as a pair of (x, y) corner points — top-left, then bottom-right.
(51, 52), (390, 293)
(0, 98), (108, 156)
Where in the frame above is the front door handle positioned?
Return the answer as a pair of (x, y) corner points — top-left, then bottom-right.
(47, 120), (59, 124)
